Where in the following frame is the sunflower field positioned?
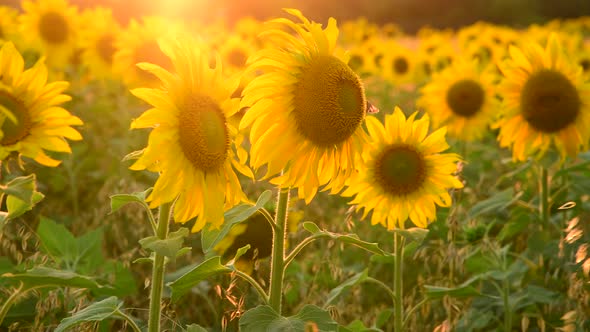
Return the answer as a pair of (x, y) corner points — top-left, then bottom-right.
(1, 0), (590, 331)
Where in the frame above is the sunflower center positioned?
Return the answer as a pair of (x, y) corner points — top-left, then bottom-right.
(580, 59), (590, 72)
(0, 91), (31, 146)
(178, 95), (229, 172)
(520, 69), (580, 133)
(348, 55), (364, 71)
(374, 144), (426, 196)
(38, 12), (69, 44)
(293, 55), (365, 147)
(227, 49), (247, 68)
(96, 34), (116, 64)
(446, 79), (485, 117)
(135, 40), (172, 81)
(393, 56), (409, 74)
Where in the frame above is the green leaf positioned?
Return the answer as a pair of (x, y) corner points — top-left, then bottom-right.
(303, 221), (321, 234)
(139, 227), (190, 259)
(343, 320), (382, 332)
(76, 227), (105, 273)
(2, 266), (105, 290)
(6, 191), (44, 219)
(55, 297), (123, 332)
(375, 309), (393, 328)
(186, 324), (209, 332)
(201, 190), (272, 253)
(391, 228), (429, 244)
(325, 269), (368, 307)
(1, 174), (36, 203)
(469, 188), (522, 218)
(239, 305), (338, 332)
(227, 244), (250, 267)
(168, 256), (232, 302)
(305, 227), (385, 256)
(94, 261), (137, 297)
(424, 276), (482, 300)
(109, 188), (152, 214)
(37, 217), (78, 265)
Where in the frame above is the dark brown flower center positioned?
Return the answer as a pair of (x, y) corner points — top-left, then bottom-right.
(293, 55), (366, 147)
(178, 95), (229, 172)
(39, 12), (69, 44)
(96, 34), (116, 64)
(0, 91), (31, 146)
(520, 69), (580, 133)
(374, 144), (426, 196)
(393, 56), (409, 74)
(446, 79), (485, 117)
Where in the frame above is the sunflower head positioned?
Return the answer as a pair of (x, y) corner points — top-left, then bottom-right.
(19, 0), (80, 69)
(418, 59), (498, 141)
(342, 107), (463, 229)
(129, 35), (252, 232)
(0, 42), (83, 167)
(494, 33), (590, 161)
(240, 9), (369, 203)
(78, 7), (121, 79)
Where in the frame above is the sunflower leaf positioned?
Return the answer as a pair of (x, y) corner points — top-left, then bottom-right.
(167, 256), (232, 302)
(325, 269), (369, 307)
(0, 174), (36, 203)
(6, 191), (44, 220)
(109, 188), (152, 214)
(239, 305), (338, 332)
(54, 296), (124, 332)
(139, 227), (190, 260)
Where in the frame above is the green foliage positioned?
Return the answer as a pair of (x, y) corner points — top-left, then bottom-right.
(167, 256), (232, 302)
(239, 305), (338, 332)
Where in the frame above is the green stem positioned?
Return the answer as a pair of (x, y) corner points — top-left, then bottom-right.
(540, 166), (549, 224)
(394, 232), (405, 332)
(147, 202), (172, 332)
(403, 298), (429, 326)
(0, 283), (24, 326)
(269, 187), (290, 314)
(117, 310), (142, 332)
(284, 234), (329, 269)
(234, 270), (269, 304)
(503, 278), (511, 332)
(365, 277), (397, 304)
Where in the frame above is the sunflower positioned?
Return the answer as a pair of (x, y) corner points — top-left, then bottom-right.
(494, 33), (590, 161)
(0, 42), (82, 166)
(240, 9), (369, 203)
(113, 16), (184, 87)
(19, 0), (79, 70)
(0, 6), (19, 45)
(78, 7), (121, 80)
(129, 35), (252, 232)
(342, 107), (463, 229)
(418, 59), (498, 141)
(381, 41), (416, 85)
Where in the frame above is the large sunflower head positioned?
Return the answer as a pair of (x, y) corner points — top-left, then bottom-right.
(418, 59), (498, 141)
(342, 107), (463, 230)
(240, 8), (369, 203)
(0, 42), (83, 166)
(129, 34), (252, 232)
(494, 33), (590, 161)
(19, 0), (80, 70)
(78, 7), (121, 80)
(113, 16), (184, 87)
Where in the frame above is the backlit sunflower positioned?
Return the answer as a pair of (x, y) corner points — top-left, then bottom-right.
(381, 41), (416, 85)
(0, 42), (82, 166)
(113, 16), (184, 87)
(418, 59), (498, 141)
(19, 0), (79, 70)
(129, 35), (252, 232)
(78, 7), (120, 80)
(240, 9), (369, 203)
(494, 33), (590, 161)
(342, 107), (463, 229)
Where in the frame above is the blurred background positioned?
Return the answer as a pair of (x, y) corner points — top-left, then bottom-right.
(3, 0), (590, 33)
